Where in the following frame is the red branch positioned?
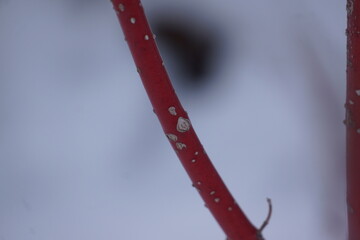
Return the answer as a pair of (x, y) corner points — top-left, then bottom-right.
(111, 1), (260, 239)
(346, 1), (360, 240)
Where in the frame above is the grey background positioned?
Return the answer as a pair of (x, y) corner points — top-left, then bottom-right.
(0, 0), (346, 239)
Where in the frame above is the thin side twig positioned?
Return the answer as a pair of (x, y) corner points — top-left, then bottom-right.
(259, 198), (272, 233)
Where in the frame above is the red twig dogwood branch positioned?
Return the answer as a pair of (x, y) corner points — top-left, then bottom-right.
(110, 1), (263, 239)
(346, 1), (360, 239)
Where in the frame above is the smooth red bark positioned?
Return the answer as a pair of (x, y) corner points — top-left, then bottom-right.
(346, 1), (360, 239)
(110, 1), (260, 239)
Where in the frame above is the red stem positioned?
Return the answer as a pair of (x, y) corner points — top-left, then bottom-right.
(346, 1), (360, 240)
(111, 1), (260, 239)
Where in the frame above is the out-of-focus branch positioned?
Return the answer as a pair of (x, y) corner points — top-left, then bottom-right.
(346, 0), (360, 239)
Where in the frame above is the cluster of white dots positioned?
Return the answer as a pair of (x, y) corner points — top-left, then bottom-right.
(191, 151), (198, 164)
(117, 3), (152, 41)
(166, 107), (234, 211)
(192, 181), (234, 209)
(209, 191), (220, 203)
(166, 107), (192, 150)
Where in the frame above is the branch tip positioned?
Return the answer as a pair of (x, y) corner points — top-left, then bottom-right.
(258, 198), (272, 233)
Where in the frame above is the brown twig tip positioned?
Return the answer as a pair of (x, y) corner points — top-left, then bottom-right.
(258, 198), (273, 234)
(227, 198), (272, 240)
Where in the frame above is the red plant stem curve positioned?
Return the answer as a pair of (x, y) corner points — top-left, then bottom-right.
(111, 1), (261, 239)
(346, 1), (360, 240)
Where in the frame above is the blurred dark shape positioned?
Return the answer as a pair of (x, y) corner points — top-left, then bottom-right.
(152, 18), (219, 89)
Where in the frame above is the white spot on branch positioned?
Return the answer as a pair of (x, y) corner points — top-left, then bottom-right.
(176, 142), (186, 150)
(166, 134), (178, 142)
(118, 3), (125, 12)
(168, 106), (177, 115)
(177, 117), (191, 132)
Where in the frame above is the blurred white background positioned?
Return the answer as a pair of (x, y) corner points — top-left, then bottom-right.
(0, 0), (346, 239)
